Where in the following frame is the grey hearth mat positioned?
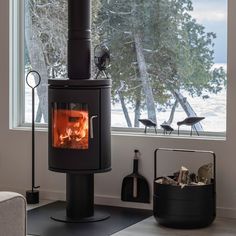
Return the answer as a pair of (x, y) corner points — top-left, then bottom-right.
(27, 201), (152, 236)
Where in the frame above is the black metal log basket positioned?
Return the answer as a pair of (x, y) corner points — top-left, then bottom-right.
(153, 148), (216, 229)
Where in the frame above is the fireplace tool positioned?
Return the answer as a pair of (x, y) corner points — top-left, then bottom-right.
(26, 70), (41, 204)
(121, 150), (150, 203)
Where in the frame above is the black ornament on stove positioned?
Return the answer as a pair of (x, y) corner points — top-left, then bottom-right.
(94, 44), (110, 79)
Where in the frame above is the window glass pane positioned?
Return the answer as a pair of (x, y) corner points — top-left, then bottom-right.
(24, 0), (227, 134)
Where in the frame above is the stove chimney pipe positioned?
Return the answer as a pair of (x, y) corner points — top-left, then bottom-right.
(68, 0), (91, 79)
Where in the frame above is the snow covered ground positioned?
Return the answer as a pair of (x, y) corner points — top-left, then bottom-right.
(111, 89), (226, 132)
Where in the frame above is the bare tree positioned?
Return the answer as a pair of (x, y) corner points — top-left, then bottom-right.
(25, 0), (68, 122)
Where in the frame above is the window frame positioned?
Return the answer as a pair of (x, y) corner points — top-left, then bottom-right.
(9, 0), (227, 138)
(10, 0), (26, 129)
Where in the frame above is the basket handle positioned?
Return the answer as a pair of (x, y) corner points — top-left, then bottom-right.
(154, 148), (216, 184)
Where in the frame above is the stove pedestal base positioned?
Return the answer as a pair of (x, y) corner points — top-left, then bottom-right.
(51, 210), (110, 223)
(51, 173), (110, 223)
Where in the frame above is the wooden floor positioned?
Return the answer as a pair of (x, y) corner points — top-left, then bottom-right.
(27, 202), (236, 236)
(113, 216), (236, 236)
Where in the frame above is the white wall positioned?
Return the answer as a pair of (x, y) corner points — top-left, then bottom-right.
(1, 0), (236, 218)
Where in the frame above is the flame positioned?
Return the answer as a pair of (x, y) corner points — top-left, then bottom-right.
(52, 109), (89, 149)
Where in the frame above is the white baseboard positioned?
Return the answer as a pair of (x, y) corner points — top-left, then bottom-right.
(27, 189), (236, 218)
(94, 194), (152, 210)
(38, 189), (152, 210)
(1, 186), (236, 218)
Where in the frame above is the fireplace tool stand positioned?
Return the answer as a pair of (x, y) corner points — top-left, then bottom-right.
(51, 174), (110, 223)
(25, 70), (41, 204)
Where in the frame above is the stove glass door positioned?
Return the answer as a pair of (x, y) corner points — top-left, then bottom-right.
(52, 103), (89, 150)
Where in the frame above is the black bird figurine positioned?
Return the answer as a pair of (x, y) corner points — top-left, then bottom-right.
(177, 116), (205, 136)
(138, 119), (157, 134)
(160, 124), (174, 135)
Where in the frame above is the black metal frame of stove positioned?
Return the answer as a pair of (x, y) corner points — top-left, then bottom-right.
(48, 0), (111, 223)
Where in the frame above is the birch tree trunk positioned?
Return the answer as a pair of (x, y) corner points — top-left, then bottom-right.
(134, 33), (157, 123)
(172, 90), (203, 131)
(25, 0), (48, 123)
(134, 86), (141, 127)
(164, 100), (178, 125)
(118, 91), (132, 127)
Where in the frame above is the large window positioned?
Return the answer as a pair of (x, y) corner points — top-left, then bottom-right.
(14, 0), (227, 134)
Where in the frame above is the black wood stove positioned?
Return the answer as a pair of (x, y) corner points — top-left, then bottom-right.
(48, 0), (111, 222)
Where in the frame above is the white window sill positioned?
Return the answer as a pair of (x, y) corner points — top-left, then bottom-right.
(111, 130), (226, 141)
